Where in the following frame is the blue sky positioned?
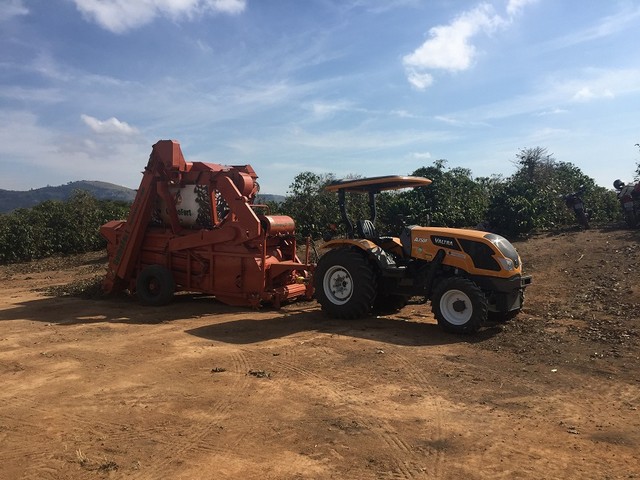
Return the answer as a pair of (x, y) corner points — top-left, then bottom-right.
(1, 0), (639, 195)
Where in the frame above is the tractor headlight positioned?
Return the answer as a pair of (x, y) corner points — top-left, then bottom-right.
(498, 257), (515, 271)
(484, 233), (521, 269)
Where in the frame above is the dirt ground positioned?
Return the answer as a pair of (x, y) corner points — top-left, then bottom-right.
(0, 226), (639, 480)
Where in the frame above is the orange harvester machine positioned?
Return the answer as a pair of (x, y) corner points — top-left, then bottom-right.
(100, 140), (313, 307)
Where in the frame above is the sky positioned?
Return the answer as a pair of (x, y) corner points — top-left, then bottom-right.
(1, 0), (640, 195)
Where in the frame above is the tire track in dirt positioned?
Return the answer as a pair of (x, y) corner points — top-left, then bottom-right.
(0, 398), (118, 468)
(0, 389), (181, 480)
(540, 379), (640, 440)
(19, 460), (66, 480)
(251, 347), (443, 480)
(128, 349), (253, 480)
(1, 350), (255, 479)
(385, 350), (447, 479)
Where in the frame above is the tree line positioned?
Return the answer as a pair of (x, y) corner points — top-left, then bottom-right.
(0, 191), (130, 264)
(276, 147), (627, 239)
(0, 147), (634, 264)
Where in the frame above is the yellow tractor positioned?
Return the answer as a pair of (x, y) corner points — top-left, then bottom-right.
(314, 176), (532, 333)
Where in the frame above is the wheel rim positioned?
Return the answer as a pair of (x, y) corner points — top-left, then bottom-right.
(439, 289), (473, 325)
(323, 265), (353, 305)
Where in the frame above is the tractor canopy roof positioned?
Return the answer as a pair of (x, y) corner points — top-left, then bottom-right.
(325, 175), (432, 194)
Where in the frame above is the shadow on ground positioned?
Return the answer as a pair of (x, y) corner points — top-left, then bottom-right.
(0, 292), (503, 347)
(185, 306), (504, 347)
(0, 293), (240, 325)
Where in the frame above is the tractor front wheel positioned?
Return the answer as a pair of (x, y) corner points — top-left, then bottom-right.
(431, 277), (487, 334)
(315, 248), (377, 319)
(136, 265), (175, 306)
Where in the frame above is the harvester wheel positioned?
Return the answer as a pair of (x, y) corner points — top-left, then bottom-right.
(431, 277), (487, 334)
(315, 248), (376, 319)
(136, 265), (175, 306)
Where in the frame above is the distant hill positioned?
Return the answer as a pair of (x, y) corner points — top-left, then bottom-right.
(0, 181), (136, 213)
(0, 181), (286, 214)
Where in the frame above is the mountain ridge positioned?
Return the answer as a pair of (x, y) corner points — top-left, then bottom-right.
(0, 181), (285, 213)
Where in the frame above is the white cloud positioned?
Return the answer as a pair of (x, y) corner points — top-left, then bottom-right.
(506, 0), (538, 17)
(536, 107), (569, 116)
(0, 0), (28, 21)
(403, 1), (535, 89)
(434, 115), (490, 128)
(549, 68), (636, 105)
(390, 109), (418, 119)
(410, 151), (432, 160)
(403, 4), (504, 73)
(434, 115), (465, 126)
(572, 87), (595, 101)
(572, 87), (615, 102)
(32, 53), (73, 81)
(0, 111), (55, 159)
(309, 100), (354, 118)
(0, 86), (64, 104)
(348, 0), (421, 14)
(210, 0), (245, 14)
(81, 114), (138, 135)
(284, 125), (455, 151)
(0, 109), (149, 189)
(562, 68), (637, 104)
(437, 68), (640, 124)
(544, 4), (640, 50)
(72, 0), (246, 34)
(405, 69), (433, 90)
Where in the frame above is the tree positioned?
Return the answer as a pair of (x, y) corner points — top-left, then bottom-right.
(0, 192), (130, 264)
(279, 172), (339, 239)
(377, 160), (488, 230)
(486, 147), (620, 236)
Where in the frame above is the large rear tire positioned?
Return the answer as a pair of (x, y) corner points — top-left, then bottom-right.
(431, 277), (487, 334)
(136, 265), (175, 306)
(315, 248), (377, 319)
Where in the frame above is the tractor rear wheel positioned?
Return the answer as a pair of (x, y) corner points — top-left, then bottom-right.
(431, 277), (487, 334)
(315, 248), (376, 319)
(136, 265), (175, 306)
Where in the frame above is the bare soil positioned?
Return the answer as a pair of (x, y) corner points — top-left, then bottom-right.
(1, 226), (639, 479)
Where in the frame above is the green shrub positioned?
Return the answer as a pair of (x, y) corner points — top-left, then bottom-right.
(0, 191), (130, 264)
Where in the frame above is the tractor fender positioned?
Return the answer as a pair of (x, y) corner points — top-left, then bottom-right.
(321, 239), (397, 271)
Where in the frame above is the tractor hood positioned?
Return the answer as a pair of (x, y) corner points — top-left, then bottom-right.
(406, 227), (524, 277)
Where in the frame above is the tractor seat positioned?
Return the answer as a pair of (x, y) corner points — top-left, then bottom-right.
(357, 220), (405, 257)
(357, 220), (377, 239)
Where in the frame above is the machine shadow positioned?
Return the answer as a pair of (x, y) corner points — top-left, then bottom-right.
(0, 293), (242, 325)
(0, 293), (503, 346)
(185, 308), (503, 347)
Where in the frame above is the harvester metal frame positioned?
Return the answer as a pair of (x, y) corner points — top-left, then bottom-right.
(101, 140), (313, 308)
